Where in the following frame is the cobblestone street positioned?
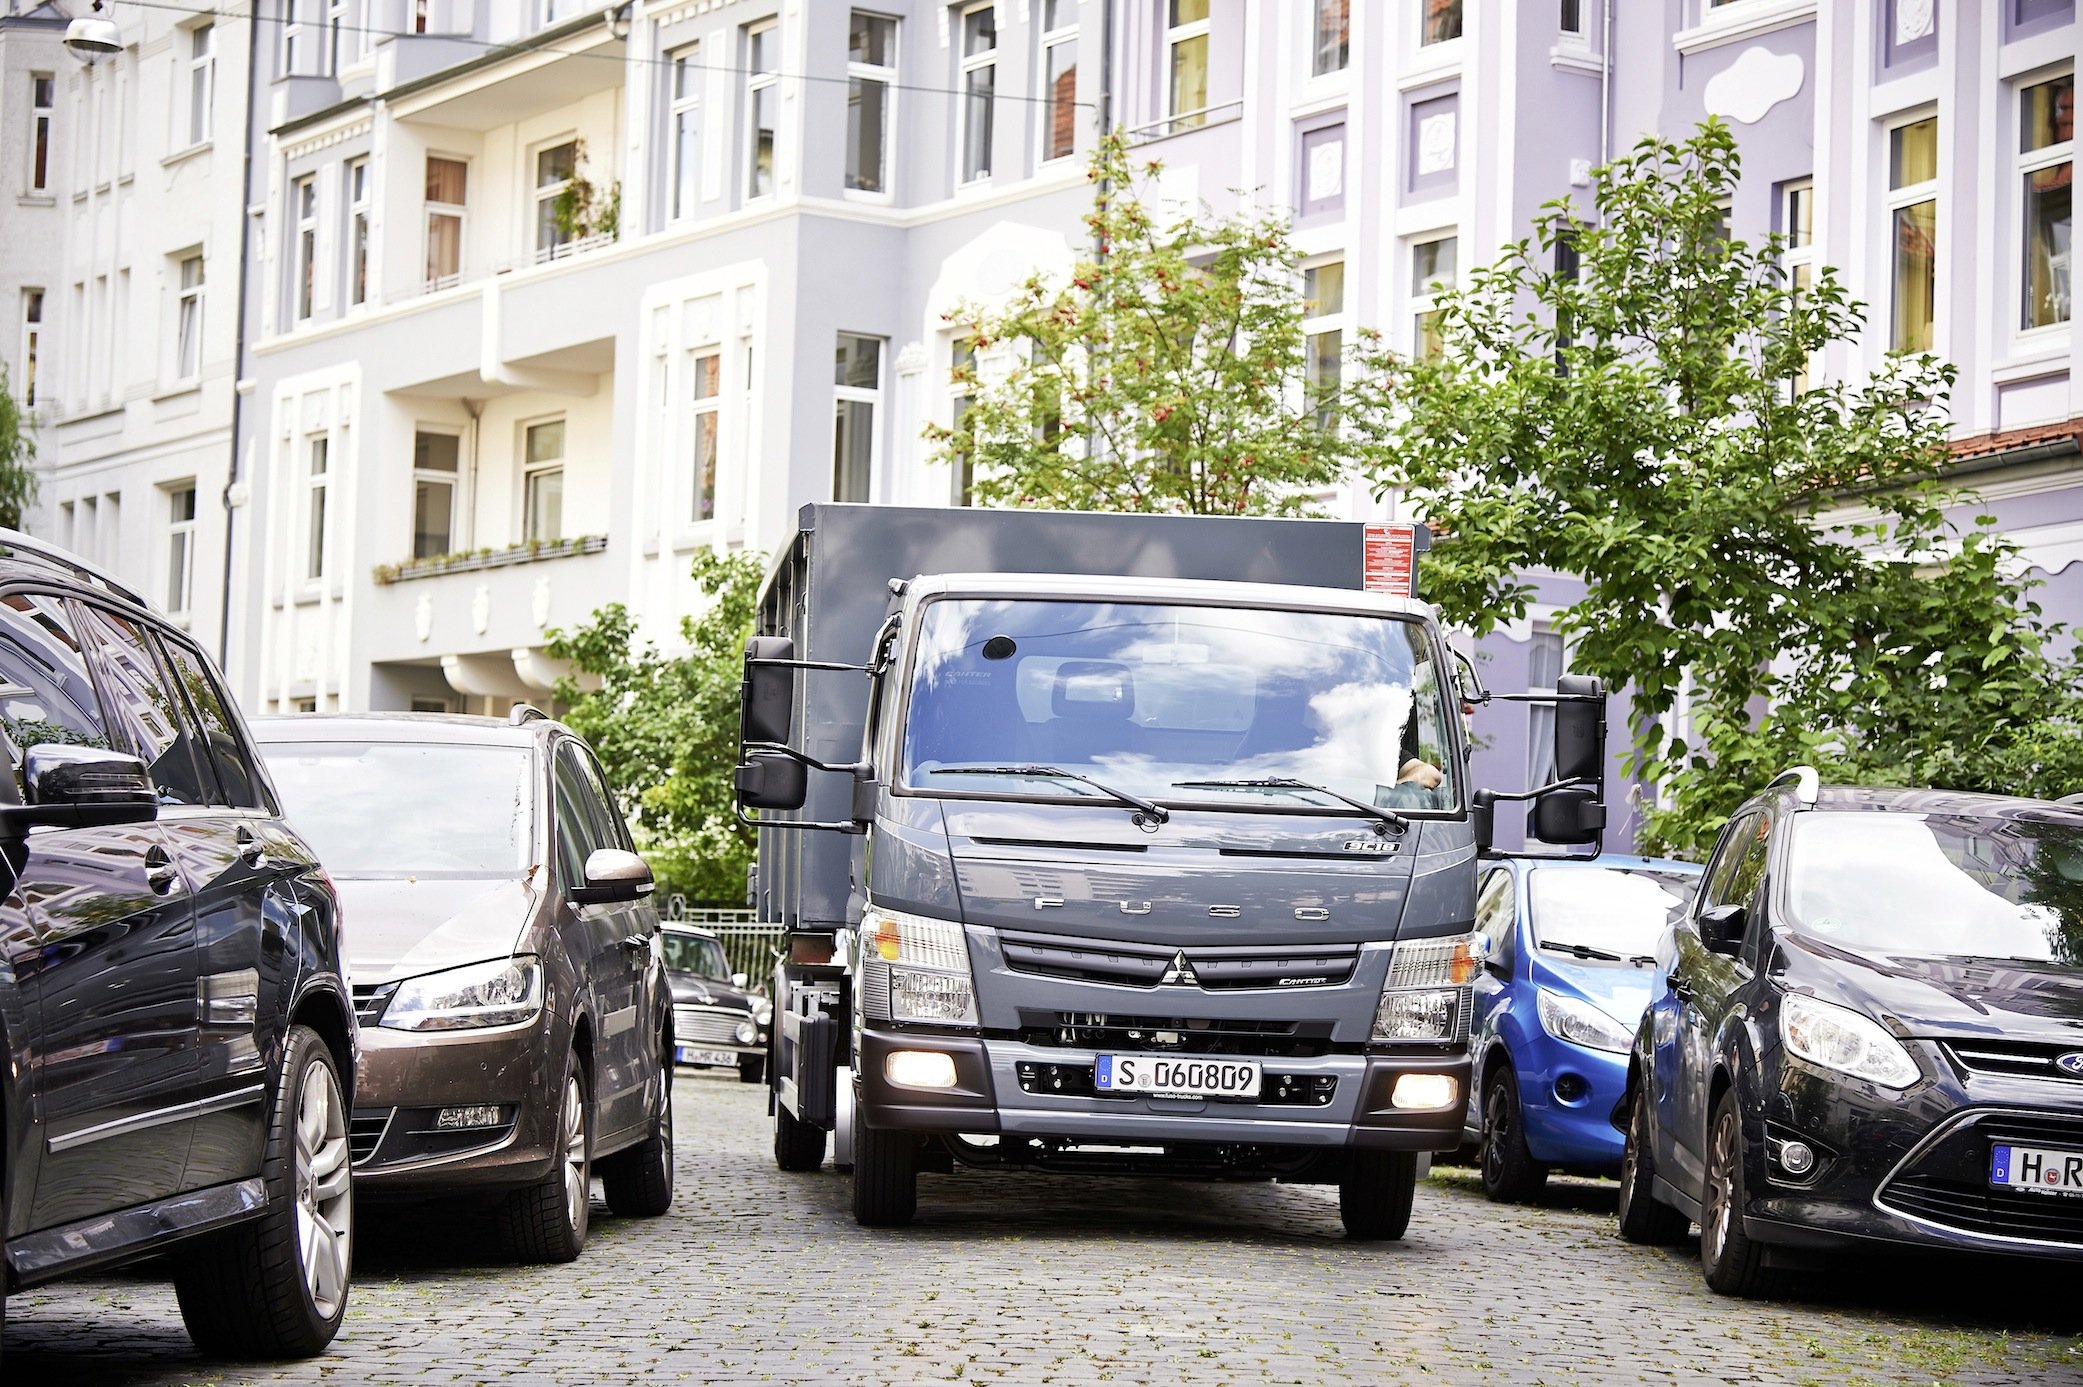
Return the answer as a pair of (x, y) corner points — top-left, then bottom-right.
(8, 1069), (2082, 1386)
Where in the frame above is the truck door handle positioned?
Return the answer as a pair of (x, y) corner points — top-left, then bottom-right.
(236, 828), (267, 868)
(145, 846), (181, 896)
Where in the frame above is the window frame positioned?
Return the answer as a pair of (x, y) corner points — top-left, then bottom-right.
(1885, 110), (1940, 355)
(424, 154), (468, 291)
(1300, 256), (1346, 430)
(1559, 0), (1585, 38)
(1779, 178), (1817, 392)
(19, 288), (42, 408)
(1165, 0), (1210, 132)
(1310, 0), (1349, 78)
(845, 11), (898, 196)
(1037, 0), (1079, 164)
(688, 348), (723, 524)
(304, 433), (331, 583)
(958, 2), (997, 185)
(1420, 0), (1464, 47)
(533, 137), (579, 262)
(667, 43), (701, 223)
(521, 416), (567, 544)
(947, 335), (976, 506)
(745, 21), (780, 201)
(832, 332), (883, 504)
(347, 156), (370, 308)
(292, 173), (318, 324)
(29, 71), (53, 194)
(2016, 69), (2073, 339)
(186, 23), (216, 148)
(411, 428), (462, 559)
(1408, 231), (1459, 361)
(163, 481), (199, 621)
(175, 251), (205, 384)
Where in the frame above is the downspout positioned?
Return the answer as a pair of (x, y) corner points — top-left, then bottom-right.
(1599, 0), (1613, 174)
(219, 4), (261, 665)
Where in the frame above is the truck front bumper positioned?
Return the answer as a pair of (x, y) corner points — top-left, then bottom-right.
(856, 1028), (1468, 1151)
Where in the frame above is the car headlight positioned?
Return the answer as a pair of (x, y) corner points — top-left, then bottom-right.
(1536, 989), (1634, 1055)
(734, 1018), (757, 1044)
(1781, 993), (1920, 1089)
(858, 906), (977, 1026)
(753, 997), (774, 1027)
(1371, 932), (1481, 1043)
(380, 956), (543, 1032)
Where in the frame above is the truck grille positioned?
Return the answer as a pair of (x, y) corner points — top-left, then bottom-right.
(1019, 1011), (1329, 1058)
(1000, 929), (1358, 991)
(675, 1004), (749, 1046)
(1877, 1112), (2083, 1247)
(1945, 1041), (2083, 1084)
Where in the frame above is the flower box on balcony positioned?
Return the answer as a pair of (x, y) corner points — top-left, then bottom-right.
(373, 534), (607, 586)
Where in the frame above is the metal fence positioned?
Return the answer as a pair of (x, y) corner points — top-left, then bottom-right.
(660, 899), (785, 985)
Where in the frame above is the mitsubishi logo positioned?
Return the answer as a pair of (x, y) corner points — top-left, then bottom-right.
(1159, 950), (1201, 987)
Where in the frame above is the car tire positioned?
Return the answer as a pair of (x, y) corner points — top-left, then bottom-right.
(774, 1099), (827, 1172)
(738, 1052), (766, 1085)
(172, 1024), (353, 1359)
(1700, 1092), (1775, 1297)
(1480, 1067), (1549, 1204)
(1339, 1150), (1418, 1241)
(851, 1121), (918, 1227)
(599, 1064), (674, 1218)
(501, 1058), (590, 1263)
(1616, 1085), (1691, 1246)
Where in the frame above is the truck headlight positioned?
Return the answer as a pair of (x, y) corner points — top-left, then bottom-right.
(380, 956), (543, 1032)
(859, 907), (977, 1026)
(1536, 989), (1635, 1055)
(1370, 932), (1479, 1043)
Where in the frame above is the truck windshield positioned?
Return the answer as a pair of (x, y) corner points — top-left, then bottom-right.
(900, 598), (1459, 815)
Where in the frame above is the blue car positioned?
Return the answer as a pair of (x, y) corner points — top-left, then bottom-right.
(1462, 854), (1703, 1202)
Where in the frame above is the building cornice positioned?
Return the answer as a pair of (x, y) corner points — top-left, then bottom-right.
(1673, 0), (1818, 56)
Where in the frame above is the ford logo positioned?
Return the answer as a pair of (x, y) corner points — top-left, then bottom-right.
(2057, 1052), (2083, 1077)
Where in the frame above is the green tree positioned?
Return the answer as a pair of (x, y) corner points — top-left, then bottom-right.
(1348, 120), (2083, 853)
(0, 363), (38, 530)
(547, 548), (764, 904)
(928, 132), (1352, 515)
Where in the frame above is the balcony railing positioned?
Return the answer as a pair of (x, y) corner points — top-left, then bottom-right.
(1125, 99), (1246, 144)
(373, 533), (607, 585)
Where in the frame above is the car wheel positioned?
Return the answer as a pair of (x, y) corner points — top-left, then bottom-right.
(1480, 1067), (1549, 1204)
(774, 1098), (828, 1172)
(738, 1052), (766, 1085)
(1700, 1092), (1775, 1297)
(502, 1059), (590, 1263)
(851, 1121), (918, 1227)
(599, 1062), (674, 1218)
(1616, 1084), (1690, 1246)
(172, 1024), (353, 1358)
(1338, 1150), (1418, 1240)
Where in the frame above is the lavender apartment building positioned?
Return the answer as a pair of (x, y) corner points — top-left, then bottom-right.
(1, 0), (2076, 848)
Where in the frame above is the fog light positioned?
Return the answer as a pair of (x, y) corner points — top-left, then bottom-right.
(885, 1050), (958, 1090)
(1390, 1073), (1457, 1110)
(734, 1019), (757, 1044)
(435, 1105), (501, 1130)
(1553, 1073), (1589, 1104)
(1779, 1139), (1815, 1176)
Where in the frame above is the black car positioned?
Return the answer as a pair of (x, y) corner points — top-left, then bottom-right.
(661, 924), (770, 1084)
(1617, 768), (2083, 1294)
(0, 533), (355, 1356)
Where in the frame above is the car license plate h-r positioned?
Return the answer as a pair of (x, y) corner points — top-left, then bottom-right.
(1094, 1054), (1261, 1100)
(1991, 1142), (2083, 1197)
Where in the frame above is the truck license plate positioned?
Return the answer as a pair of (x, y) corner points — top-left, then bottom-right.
(676, 1046), (736, 1067)
(1094, 1054), (1261, 1100)
(1991, 1143), (2083, 1197)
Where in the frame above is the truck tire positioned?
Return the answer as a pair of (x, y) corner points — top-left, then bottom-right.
(851, 1122), (918, 1227)
(774, 1100), (827, 1172)
(172, 1025), (352, 1358)
(1480, 1067), (1549, 1204)
(1339, 1150), (1418, 1241)
(599, 1066), (674, 1218)
(501, 1059), (590, 1263)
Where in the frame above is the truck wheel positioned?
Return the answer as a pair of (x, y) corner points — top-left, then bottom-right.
(172, 1025), (352, 1358)
(738, 1052), (766, 1084)
(774, 1100), (827, 1172)
(1700, 1093), (1776, 1297)
(501, 1060), (590, 1263)
(599, 1065), (674, 1218)
(1616, 1086), (1690, 1246)
(1480, 1067), (1549, 1204)
(851, 1122), (918, 1227)
(1339, 1150), (1417, 1241)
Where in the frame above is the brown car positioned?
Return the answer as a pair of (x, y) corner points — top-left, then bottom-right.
(253, 708), (673, 1261)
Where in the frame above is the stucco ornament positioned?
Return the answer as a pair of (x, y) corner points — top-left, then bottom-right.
(1702, 47), (1805, 126)
(1895, 0), (1934, 43)
(414, 593), (432, 643)
(1417, 113), (1457, 175)
(1308, 136), (1344, 201)
(471, 584), (491, 636)
(532, 577), (552, 629)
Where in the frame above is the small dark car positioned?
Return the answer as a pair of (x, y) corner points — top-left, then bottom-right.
(661, 924), (771, 1083)
(253, 711), (673, 1263)
(1618, 768), (2083, 1294)
(0, 533), (355, 1358)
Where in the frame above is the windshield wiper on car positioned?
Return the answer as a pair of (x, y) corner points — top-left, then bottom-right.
(1171, 777), (1407, 835)
(933, 764), (1170, 825)
(1539, 940), (1627, 963)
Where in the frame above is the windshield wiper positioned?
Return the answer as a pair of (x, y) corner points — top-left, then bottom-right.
(1171, 777), (1407, 836)
(933, 764), (1170, 825)
(1539, 940), (1626, 962)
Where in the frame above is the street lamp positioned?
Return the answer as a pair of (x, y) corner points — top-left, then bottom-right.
(64, 1), (122, 61)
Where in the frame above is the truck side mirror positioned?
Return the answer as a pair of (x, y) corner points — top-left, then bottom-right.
(742, 636), (796, 747)
(1529, 785), (1605, 845)
(1553, 673), (1605, 783)
(736, 751), (808, 811)
(1471, 789), (1497, 855)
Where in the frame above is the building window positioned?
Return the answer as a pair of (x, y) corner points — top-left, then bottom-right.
(30, 73), (53, 192)
(1167, 0), (1209, 131)
(668, 44), (700, 221)
(1560, 0), (1584, 36)
(1312, 0), (1349, 76)
(175, 252), (204, 381)
(19, 290), (42, 407)
(833, 334), (881, 504)
(1411, 234), (1457, 360)
(948, 336), (976, 506)
(535, 140), (577, 260)
(412, 430), (459, 558)
(690, 350), (721, 522)
(324, 0), (349, 75)
(1422, 0), (1463, 44)
(1888, 114), (1939, 353)
(1302, 259), (1344, 427)
(523, 419), (565, 542)
(425, 155), (467, 289)
(347, 157), (369, 306)
(165, 483), (197, 617)
(292, 174), (317, 322)
(186, 25), (215, 146)
(1527, 629), (1566, 790)
(746, 22), (778, 199)
(1040, 0), (1078, 162)
(283, 4), (306, 75)
(2020, 72), (2073, 332)
(1780, 179), (1816, 390)
(959, 4), (997, 183)
(846, 13), (896, 194)
(305, 435), (330, 581)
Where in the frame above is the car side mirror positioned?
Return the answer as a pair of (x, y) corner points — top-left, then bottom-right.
(736, 751), (808, 811)
(741, 636), (796, 748)
(1698, 902), (1745, 956)
(2, 744), (158, 832)
(572, 847), (654, 905)
(1529, 785), (1605, 845)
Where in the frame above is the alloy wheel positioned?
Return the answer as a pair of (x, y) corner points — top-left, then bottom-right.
(1483, 1081), (1511, 1187)
(1703, 1108), (1737, 1268)
(294, 1058), (354, 1321)
(559, 1075), (588, 1230)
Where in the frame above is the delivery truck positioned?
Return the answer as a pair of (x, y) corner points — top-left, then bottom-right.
(735, 504), (1604, 1236)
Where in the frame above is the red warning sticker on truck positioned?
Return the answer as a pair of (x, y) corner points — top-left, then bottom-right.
(1363, 523), (1417, 597)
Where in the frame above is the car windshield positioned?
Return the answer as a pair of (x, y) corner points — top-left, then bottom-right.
(1529, 866), (1699, 962)
(1785, 810), (2083, 964)
(899, 599), (1459, 814)
(262, 741), (532, 877)
(662, 933), (730, 980)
